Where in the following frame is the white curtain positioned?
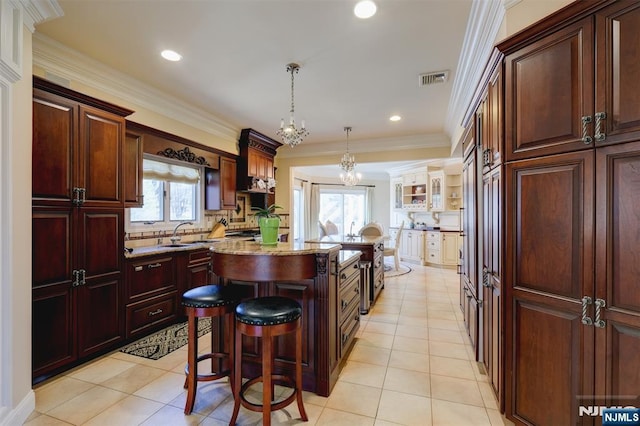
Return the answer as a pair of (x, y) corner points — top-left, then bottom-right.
(310, 183), (321, 238)
(303, 180), (312, 240)
(365, 186), (374, 223)
(143, 158), (200, 184)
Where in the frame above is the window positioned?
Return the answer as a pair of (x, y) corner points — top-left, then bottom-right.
(128, 156), (202, 229)
(318, 187), (367, 235)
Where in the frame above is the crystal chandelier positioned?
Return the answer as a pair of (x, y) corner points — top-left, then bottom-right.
(339, 126), (362, 186)
(276, 63), (309, 147)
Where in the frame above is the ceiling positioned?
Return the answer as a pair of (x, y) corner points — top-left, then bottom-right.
(34, 0), (474, 176)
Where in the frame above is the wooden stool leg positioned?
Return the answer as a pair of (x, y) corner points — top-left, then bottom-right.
(184, 313), (198, 415)
(262, 329), (272, 426)
(295, 322), (308, 421)
(226, 311), (235, 394)
(229, 326), (242, 426)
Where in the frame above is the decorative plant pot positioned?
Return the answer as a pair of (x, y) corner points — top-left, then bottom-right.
(259, 217), (280, 246)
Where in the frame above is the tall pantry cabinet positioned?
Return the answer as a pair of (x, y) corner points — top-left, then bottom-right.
(497, 1), (640, 424)
(31, 77), (133, 380)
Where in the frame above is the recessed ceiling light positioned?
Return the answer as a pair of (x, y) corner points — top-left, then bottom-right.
(389, 115), (402, 122)
(354, 0), (377, 19)
(161, 49), (182, 62)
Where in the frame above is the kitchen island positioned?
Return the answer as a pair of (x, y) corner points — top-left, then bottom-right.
(210, 240), (358, 397)
(306, 235), (385, 307)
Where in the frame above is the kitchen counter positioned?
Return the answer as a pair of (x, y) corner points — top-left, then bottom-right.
(210, 241), (348, 397)
(306, 234), (385, 306)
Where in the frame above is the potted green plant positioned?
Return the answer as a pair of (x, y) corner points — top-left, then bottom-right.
(252, 204), (282, 245)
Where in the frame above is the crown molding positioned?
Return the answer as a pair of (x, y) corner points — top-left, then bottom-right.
(503, 0), (523, 10)
(32, 33), (239, 144)
(444, 0), (506, 141)
(21, 0), (63, 32)
(275, 132), (451, 159)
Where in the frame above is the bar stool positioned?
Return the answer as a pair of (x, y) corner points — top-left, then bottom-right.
(181, 284), (239, 415)
(229, 296), (308, 426)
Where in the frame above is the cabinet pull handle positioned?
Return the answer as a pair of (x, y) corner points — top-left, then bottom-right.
(581, 296), (593, 326)
(581, 115), (593, 144)
(148, 263), (162, 269)
(594, 298), (606, 328)
(72, 269), (80, 287)
(72, 187), (82, 205)
(482, 267), (491, 287)
(79, 269), (86, 286)
(148, 308), (163, 316)
(79, 188), (86, 205)
(594, 112), (606, 142)
(456, 264), (462, 275)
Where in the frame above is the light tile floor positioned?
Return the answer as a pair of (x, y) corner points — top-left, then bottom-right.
(25, 264), (514, 426)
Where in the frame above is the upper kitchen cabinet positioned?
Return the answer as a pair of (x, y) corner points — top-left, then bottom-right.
(428, 170), (444, 212)
(124, 129), (143, 207)
(204, 156), (237, 210)
(502, 1), (640, 161)
(32, 77), (133, 208)
(237, 128), (282, 193)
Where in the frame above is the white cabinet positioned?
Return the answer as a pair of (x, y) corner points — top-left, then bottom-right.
(391, 178), (403, 210)
(400, 171), (428, 210)
(445, 173), (462, 211)
(429, 170), (445, 212)
(441, 231), (460, 266)
(400, 230), (424, 263)
(424, 230), (441, 264)
(402, 172), (427, 186)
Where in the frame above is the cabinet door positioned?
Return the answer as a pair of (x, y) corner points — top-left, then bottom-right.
(483, 68), (502, 172)
(429, 171), (444, 211)
(32, 90), (77, 205)
(220, 157), (237, 210)
(505, 151), (595, 425)
(441, 232), (458, 266)
(461, 147), (478, 299)
(482, 167), (503, 406)
(504, 17), (594, 160)
(594, 2), (640, 146)
(78, 105), (125, 206)
(76, 208), (124, 356)
(594, 140), (640, 408)
(124, 130), (143, 207)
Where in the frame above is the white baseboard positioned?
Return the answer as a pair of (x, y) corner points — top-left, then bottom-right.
(0, 389), (35, 426)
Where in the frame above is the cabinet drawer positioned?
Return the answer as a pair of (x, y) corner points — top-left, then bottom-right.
(126, 256), (176, 302)
(339, 261), (360, 288)
(426, 231), (440, 241)
(340, 304), (360, 357)
(426, 250), (441, 263)
(339, 278), (360, 324)
(188, 249), (211, 265)
(426, 239), (440, 250)
(126, 291), (178, 338)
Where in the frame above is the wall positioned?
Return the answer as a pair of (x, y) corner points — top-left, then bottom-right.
(503, 0), (574, 39)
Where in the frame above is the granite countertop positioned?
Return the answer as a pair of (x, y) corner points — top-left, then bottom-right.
(210, 239), (342, 256)
(306, 234), (384, 245)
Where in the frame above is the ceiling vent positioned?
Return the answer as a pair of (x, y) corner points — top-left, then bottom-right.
(419, 70), (449, 87)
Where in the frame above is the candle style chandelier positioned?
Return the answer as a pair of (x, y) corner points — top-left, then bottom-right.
(276, 63), (309, 147)
(339, 126), (362, 186)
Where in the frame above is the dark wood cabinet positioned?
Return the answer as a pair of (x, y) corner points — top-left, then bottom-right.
(497, 2), (640, 423)
(180, 248), (212, 292)
(482, 67), (503, 173)
(220, 156), (237, 210)
(337, 253), (361, 358)
(237, 128), (281, 193)
(31, 77), (131, 382)
(125, 254), (178, 338)
(32, 206), (125, 378)
(482, 167), (502, 409)
(124, 130), (143, 207)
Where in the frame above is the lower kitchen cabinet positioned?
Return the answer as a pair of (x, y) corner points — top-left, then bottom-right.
(178, 248), (213, 291)
(424, 230), (440, 265)
(440, 231), (460, 266)
(125, 254), (178, 338)
(32, 206), (124, 381)
(401, 229), (424, 264)
(337, 252), (361, 357)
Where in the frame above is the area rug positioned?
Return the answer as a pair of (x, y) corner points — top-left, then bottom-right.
(384, 263), (412, 278)
(120, 318), (212, 360)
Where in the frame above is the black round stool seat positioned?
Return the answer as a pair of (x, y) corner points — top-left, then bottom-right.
(182, 284), (239, 308)
(235, 296), (302, 326)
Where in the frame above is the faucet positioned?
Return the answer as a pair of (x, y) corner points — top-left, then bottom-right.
(170, 221), (193, 244)
(346, 221), (357, 238)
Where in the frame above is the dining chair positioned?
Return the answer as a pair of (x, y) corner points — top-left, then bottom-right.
(359, 222), (384, 237)
(384, 221), (404, 271)
(324, 220), (339, 235)
(318, 220), (328, 238)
